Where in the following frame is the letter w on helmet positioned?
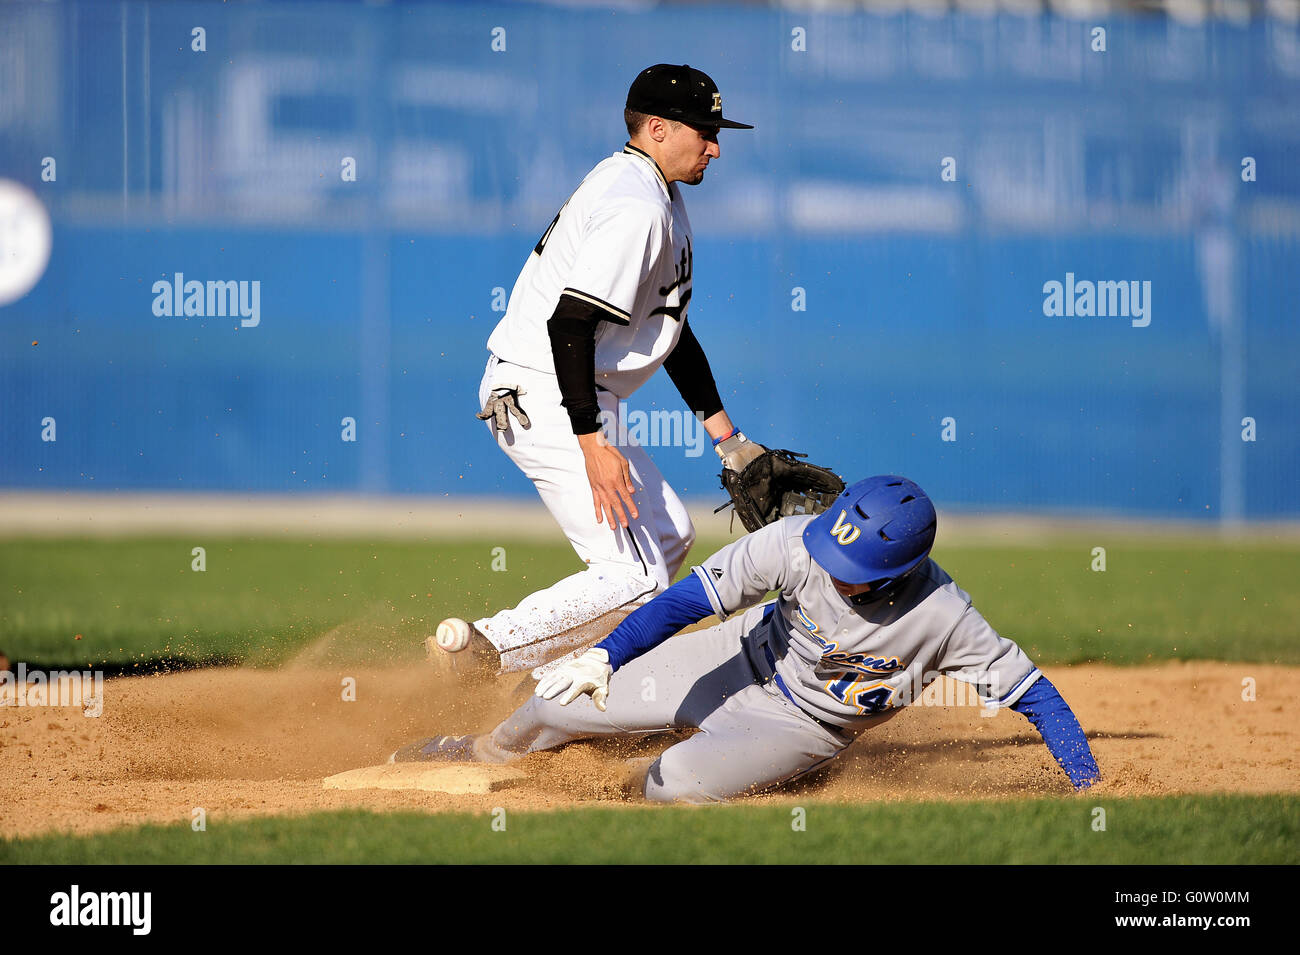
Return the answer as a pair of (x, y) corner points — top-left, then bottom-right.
(829, 510), (861, 545)
(803, 476), (938, 590)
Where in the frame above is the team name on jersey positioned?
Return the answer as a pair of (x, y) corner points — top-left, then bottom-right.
(650, 235), (692, 323)
(820, 650), (904, 675)
(801, 619), (904, 675)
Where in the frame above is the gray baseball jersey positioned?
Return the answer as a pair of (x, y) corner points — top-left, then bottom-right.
(689, 515), (1041, 730)
(482, 513), (1049, 802)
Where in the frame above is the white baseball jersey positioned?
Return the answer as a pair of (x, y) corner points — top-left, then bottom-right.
(690, 516), (1042, 730)
(486, 144), (694, 399)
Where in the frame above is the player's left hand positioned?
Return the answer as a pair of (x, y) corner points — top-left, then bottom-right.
(1072, 771), (1102, 793)
(715, 432), (767, 473)
(535, 647), (613, 711)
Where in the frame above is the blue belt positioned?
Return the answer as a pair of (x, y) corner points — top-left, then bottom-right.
(761, 643), (844, 737)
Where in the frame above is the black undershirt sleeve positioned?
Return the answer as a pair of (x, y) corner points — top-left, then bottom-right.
(662, 320), (724, 422)
(547, 295), (604, 435)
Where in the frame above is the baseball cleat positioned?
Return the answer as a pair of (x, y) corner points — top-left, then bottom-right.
(426, 618), (501, 681)
(388, 734), (481, 764)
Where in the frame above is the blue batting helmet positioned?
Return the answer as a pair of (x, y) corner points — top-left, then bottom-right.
(802, 475), (938, 589)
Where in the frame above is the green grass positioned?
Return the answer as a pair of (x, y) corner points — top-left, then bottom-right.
(933, 540), (1300, 665)
(2, 535), (1298, 668)
(0, 536), (590, 668)
(1, 795), (1293, 864)
(3, 534), (1295, 866)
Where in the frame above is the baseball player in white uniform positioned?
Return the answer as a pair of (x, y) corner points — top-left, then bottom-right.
(395, 476), (1102, 803)
(434, 65), (765, 678)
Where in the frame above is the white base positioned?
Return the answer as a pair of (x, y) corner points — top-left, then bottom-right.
(323, 763), (525, 795)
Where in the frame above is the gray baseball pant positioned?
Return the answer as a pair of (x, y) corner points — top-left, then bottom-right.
(482, 605), (853, 803)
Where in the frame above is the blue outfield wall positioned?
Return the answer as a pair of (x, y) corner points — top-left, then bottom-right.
(0, 1), (1297, 519)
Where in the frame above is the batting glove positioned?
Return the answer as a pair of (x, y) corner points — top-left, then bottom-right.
(715, 432), (767, 473)
(476, 387), (531, 433)
(535, 647), (613, 711)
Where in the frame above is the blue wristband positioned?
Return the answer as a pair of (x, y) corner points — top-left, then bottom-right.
(711, 427), (739, 448)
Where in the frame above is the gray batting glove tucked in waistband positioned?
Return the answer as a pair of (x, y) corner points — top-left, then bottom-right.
(477, 387), (531, 432)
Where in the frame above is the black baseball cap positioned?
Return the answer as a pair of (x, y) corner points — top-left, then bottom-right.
(626, 64), (754, 130)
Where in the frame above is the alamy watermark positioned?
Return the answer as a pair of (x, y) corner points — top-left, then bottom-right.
(598, 402), (708, 458)
(0, 664), (104, 717)
(151, 272), (260, 327)
(49, 885), (150, 935)
(1042, 272), (1151, 327)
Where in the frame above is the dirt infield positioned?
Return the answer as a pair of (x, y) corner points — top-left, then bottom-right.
(1, 651), (1295, 839)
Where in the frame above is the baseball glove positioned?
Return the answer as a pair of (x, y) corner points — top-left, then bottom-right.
(718, 448), (846, 533)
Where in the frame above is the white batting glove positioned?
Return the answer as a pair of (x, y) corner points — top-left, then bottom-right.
(715, 432), (767, 473)
(535, 648), (613, 711)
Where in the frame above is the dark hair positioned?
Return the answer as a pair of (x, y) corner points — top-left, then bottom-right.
(624, 108), (680, 138)
(624, 108), (650, 137)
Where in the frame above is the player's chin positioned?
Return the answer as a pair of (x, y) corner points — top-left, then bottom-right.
(687, 169), (706, 185)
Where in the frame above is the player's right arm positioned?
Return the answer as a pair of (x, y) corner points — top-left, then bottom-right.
(599, 519), (793, 667)
(535, 573), (714, 709)
(536, 521), (793, 708)
(545, 197), (667, 529)
(548, 295), (638, 528)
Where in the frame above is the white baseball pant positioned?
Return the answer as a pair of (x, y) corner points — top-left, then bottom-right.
(473, 354), (696, 674)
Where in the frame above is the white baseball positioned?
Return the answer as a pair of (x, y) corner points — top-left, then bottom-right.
(434, 619), (470, 652)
